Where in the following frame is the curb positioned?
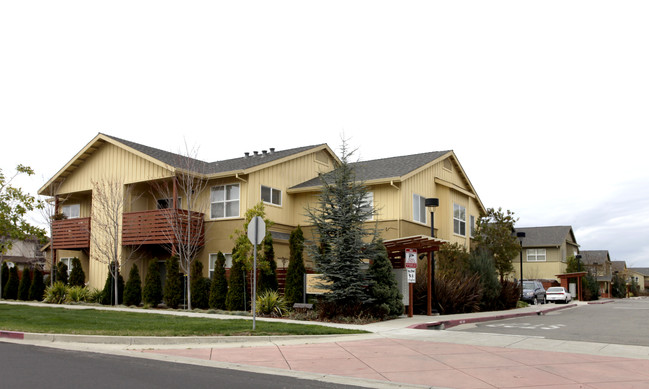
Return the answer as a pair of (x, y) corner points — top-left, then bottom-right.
(588, 299), (614, 304)
(409, 303), (578, 330)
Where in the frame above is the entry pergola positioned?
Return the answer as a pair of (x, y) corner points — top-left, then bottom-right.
(384, 235), (447, 317)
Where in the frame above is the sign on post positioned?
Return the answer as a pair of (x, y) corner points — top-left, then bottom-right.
(405, 248), (417, 284)
(247, 216), (266, 330)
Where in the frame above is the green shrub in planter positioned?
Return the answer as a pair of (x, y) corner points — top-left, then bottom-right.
(44, 282), (68, 304)
(66, 285), (91, 303)
(209, 252), (228, 310)
(55, 261), (68, 285)
(3, 266), (19, 300)
(143, 259), (162, 307)
(124, 264), (142, 307)
(256, 290), (287, 317)
(29, 268), (46, 301)
(68, 257), (85, 287)
(17, 268), (31, 301)
(163, 256), (183, 309)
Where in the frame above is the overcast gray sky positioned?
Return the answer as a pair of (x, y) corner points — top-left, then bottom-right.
(2, 1), (648, 266)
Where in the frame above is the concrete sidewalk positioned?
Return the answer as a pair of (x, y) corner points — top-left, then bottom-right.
(3, 300), (649, 388)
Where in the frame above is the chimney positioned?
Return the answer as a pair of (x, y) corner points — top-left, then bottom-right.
(244, 152), (250, 158)
(262, 150), (268, 155)
(270, 147), (275, 153)
(253, 151), (259, 156)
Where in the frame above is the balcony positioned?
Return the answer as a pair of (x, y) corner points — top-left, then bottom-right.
(122, 209), (205, 247)
(52, 218), (91, 249)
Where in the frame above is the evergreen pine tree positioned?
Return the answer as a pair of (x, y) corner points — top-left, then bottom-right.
(1, 262), (8, 298)
(100, 262), (124, 305)
(29, 268), (45, 301)
(226, 246), (248, 311)
(17, 268), (31, 300)
(68, 257), (85, 287)
(4, 266), (19, 300)
(468, 248), (502, 311)
(306, 142), (379, 316)
(209, 252), (228, 310)
(163, 256), (183, 309)
(190, 260), (210, 309)
(124, 264), (142, 306)
(284, 226), (306, 306)
(56, 261), (68, 285)
(258, 233), (278, 293)
(143, 259), (163, 307)
(367, 241), (403, 319)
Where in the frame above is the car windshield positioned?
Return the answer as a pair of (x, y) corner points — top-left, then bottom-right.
(547, 287), (564, 292)
(522, 281), (535, 289)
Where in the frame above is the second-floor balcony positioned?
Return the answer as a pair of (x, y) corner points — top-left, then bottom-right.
(52, 218), (91, 249)
(122, 208), (205, 247)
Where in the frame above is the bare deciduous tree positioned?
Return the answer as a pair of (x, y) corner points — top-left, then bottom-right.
(151, 142), (209, 310)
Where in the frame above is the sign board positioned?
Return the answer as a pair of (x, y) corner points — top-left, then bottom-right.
(247, 216), (266, 245)
(407, 268), (416, 283)
(305, 274), (332, 295)
(405, 248), (417, 268)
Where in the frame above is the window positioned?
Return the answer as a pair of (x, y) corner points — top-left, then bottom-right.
(527, 249), (547, 262)
(157, 198), (181, 209)
(453, 204), (466, 236)
(208, 253), (233, 278)
(261, 185), (282, 206)
(470, 215), (476, 237)
(361, 192), (374, 220)
(210, 184), (240, 219)
(60, 257), (74, 276)
(413, 194), (426, 224)
(61, 204), (80, 219)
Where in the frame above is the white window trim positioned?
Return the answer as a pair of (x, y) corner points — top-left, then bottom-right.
(208, 253), (233, 278)
(61, 204), (80, 219)
(261, 185), (282, 207)
(210, 184), (240, 219)
(527, 248), (547, 262)
(60, 257), (74, 276)
(453, 203), (466, 236)
(413, 194), (427, 224)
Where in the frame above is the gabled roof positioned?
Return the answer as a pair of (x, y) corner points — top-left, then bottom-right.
(289, 150), (486, 213)
(40, 133), (337, 194)
(579, 250), (611, 265)
(628, 267), (649, 276)
(611, 260), (627, 273)
(514, 226), (578, 248)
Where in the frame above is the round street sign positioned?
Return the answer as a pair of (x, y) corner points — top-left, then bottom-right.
(247, 216), (266, 245)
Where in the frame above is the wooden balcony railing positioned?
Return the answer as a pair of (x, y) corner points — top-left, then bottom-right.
(52, 218), (91, 249)
(122, 209), (205, 247)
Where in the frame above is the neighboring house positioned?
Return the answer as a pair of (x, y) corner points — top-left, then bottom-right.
(611, 260), (628, 282)
(580, 250), (613, 297)
(0, 236), (47, 273)
(627, 268), (649, 292)
(39, 133), (486, 290)
(509, 226), (580, 282)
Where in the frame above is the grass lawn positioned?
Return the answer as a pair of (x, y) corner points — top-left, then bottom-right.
(0, 304), (366, 337)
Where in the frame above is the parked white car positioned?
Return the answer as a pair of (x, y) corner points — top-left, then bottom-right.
(546, 287), (572, 303)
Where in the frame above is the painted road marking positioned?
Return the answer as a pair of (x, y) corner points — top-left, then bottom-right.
(485, 323), (567, 330)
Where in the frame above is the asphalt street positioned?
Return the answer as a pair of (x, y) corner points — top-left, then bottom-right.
(451, 298), (649, 347)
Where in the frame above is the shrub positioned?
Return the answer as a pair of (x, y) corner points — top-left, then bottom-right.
(367, 241), (403, 319)
(163, 256), (183, 309)
(66, 285), (91, 303)
(44, 282), (68, 304)
(3, 266), (19, 300)
(496, 280), (520, 310)
(68, 257), (85, 287)
(284, 226), (306, 306)
(17, 268), (32, 301)
(414, 261), (482, 315)
(190, 260), (210, 309)
(256, 290), (287, 317)
(87, 287), (103, 303)
(100, 262), (124, 305)
(582, 273), (599, 301)
(257, 234), (278, 293)
(124, 264), (142, 307)
(142, 259), (162, 307)
(55, 261), (69, 285)
(1, 262), (9, 298)
(226, 255), (248, 311)
(29, 268), (46, 301)
(209, 252), (228, 310)
(468, 248), (501, 311)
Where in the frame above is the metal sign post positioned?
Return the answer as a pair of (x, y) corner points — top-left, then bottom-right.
(247, 216), (266, 330)
(405, 248), (417, 317)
